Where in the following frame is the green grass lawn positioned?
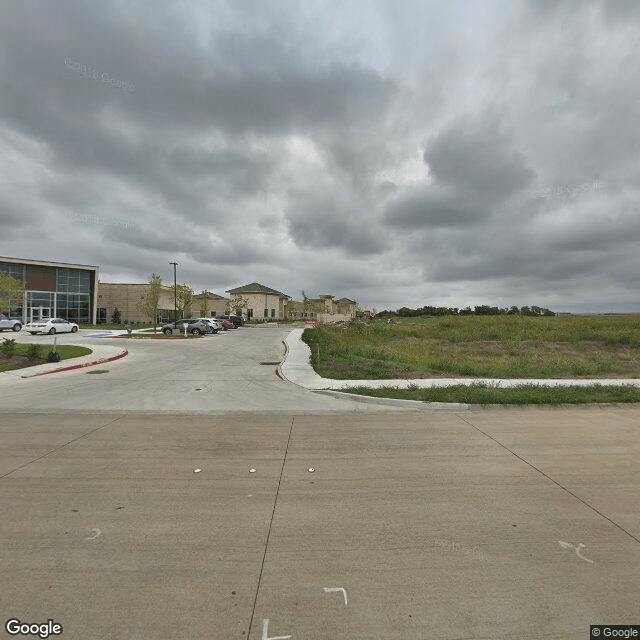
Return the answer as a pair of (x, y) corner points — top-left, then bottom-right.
(0, 343), (92, 372)
(341, 383), (640, 405)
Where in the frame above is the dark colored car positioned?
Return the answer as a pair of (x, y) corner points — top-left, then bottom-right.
(161, 319), (210, 335)
(220, 314), (244, 328)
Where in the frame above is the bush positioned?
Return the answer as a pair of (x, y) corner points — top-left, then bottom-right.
(1, 338), (17, 358)
(26, 344), (41, 360)
(111, 307), (121, 324)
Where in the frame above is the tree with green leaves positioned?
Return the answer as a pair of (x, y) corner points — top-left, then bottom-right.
(137, 273), (163, 332)
(0, 274), (25, 317)
(175, 283), (194, 318)
(199, 289), (211, 317)
(285, 300), (296, 319)
(226, 294), (249, 316)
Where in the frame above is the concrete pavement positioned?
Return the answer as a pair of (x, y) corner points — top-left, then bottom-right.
(1, 408), (639, 639)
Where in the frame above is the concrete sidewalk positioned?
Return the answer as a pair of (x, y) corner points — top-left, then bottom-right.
(0, 342), (128, 379)
(280, 328), (640, 390)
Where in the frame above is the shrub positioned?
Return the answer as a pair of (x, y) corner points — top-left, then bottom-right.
(26, 344), (41, 360)
(1, 338), (17, 358)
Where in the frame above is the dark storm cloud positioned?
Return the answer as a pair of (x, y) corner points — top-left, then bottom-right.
(383, 115), (535, 229)
(285, 190), (386, 255)
(424, 116), (536, 200)
(382, 186), (490, 229)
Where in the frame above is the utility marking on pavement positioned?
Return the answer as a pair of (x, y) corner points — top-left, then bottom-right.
(262, 619), (291, 640)
(85, 528), (101, 541)
(324, 587), (348, 606)
(559, 541), (594, 563)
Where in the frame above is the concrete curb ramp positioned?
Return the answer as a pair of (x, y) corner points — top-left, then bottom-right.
(280, 328), (640, 391)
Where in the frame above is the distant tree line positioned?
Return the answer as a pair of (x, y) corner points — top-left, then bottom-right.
(376, 305), (556, 318)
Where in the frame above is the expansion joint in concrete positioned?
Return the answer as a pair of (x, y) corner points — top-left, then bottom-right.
(455, 413), (640, 546)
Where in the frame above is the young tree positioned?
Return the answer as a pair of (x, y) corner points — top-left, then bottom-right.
(285, 300), (296, 319)
(137, 273), (163, 333)
(199, 289), (211, 318)
(111, 307), (121, 324)
(0, 274), (25, 317)
(226, 294), (249, 316)
(175, 284), (194, 317)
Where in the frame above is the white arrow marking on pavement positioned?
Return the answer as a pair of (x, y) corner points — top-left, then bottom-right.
(85, 528), (101, 541)
(323, 587), (348, 606)
(558, 540), (594, 563)
(262, 619), (291, 640)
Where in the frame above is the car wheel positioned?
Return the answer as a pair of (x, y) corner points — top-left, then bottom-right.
(71, 326), (78, 333)
(192, 328), (201, 335)
(163, 328), (172, 335)
(12, 323), (21, 331)
(49, 328), (56, 335)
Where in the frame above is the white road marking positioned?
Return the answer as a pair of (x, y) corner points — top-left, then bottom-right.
(262, 619), (291, 640)
(559, 540), (594, 563)
(323, 587), (348, 606)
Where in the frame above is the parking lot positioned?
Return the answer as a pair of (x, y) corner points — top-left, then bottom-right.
(1, 326), (639, 638)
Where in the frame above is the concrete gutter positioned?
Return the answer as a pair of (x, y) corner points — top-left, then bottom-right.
(279, 328), (640, 390)
(0, 343), (128, 379)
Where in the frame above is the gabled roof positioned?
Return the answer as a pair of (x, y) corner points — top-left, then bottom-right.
(193, 291), (227, 300)
(335, 297), (357, 304)
(226, 282), (290, 299)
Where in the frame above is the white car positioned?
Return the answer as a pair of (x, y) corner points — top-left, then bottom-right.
(0, 313), (22, 332)
(25, 318), (79, 335)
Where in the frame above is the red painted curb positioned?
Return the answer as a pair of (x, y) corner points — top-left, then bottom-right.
(22, 349), (129, 378)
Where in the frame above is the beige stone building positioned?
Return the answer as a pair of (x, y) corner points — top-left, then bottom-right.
(97, 283), (178, 323)
(287, 294), (357, 322)
(98, 283), (231, 323)
(226, 283), (291, 320)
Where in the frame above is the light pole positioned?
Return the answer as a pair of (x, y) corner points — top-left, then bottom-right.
(170, 261), (178, 320)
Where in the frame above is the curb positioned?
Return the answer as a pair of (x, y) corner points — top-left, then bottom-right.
(313, 389), (469, 411)
(20, 348), (129, 378)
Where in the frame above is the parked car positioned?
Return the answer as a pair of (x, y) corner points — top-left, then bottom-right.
(219, 314), (244, 327)
(161, 318), (210, 335)
(213, 317), (234, 330)
(25, 317), (78, 335)
(0, 313), (22, 332)
(196, 318), (221, 334)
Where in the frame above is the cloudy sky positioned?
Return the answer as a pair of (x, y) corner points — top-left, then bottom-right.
(1, 0), (639, 313)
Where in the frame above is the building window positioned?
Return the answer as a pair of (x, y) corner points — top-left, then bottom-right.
(97, 308), (107, 324)
(264, 308), (268, 318)
(247, 308), (253, 319)
(271, 308), (275, 318)
(0, 262), (25, 282)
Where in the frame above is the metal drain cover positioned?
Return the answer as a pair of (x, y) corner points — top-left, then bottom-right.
(86, 369), (109, 374)
(259, 361), (281, 365)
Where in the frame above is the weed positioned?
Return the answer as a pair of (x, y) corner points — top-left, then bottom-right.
(1, 338), (17, 358)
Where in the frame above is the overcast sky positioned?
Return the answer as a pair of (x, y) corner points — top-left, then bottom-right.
(1, 0), (639, 313)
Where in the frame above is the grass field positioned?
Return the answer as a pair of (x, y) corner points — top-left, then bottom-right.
(302, 315), (640, 380)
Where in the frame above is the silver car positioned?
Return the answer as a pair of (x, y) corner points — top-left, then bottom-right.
(0, 313), (22, 332)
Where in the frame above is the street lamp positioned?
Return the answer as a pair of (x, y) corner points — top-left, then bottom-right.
(170, 261), (178, 320)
